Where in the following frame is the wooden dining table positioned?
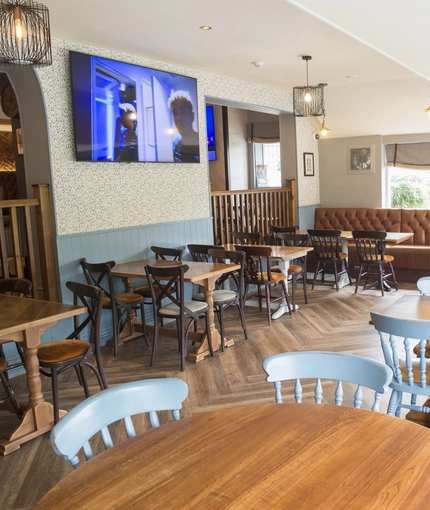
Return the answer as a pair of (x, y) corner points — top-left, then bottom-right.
(112, 258), (240, 362)
(225, 243), (314, 318)
(0, 294), (85, 455)
(34, 403), (430, 509)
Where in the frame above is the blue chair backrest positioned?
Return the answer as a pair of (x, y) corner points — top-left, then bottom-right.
(263, 351), (392, 411)
(417, 276), (430, 296)
(50, 378), (188, 469)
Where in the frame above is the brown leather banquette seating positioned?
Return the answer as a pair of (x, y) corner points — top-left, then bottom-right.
(312, 208), (430, 283)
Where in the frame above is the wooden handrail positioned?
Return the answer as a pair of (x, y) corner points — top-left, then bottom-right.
(211, 179), (297, 245)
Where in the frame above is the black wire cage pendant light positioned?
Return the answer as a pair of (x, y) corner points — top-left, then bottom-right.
(0, 0), (52, 67)
(293, 55), (325, 117)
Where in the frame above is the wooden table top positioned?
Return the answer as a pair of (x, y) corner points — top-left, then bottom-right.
(379, 295), (430, 321)
(35, 403), (430, 509)
(224, 243), (313, 260)
(0, 294), (85, 340)
(112, 259), (240, 284)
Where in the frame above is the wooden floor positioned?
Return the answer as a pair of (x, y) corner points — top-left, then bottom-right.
(0, 281), (421, 509)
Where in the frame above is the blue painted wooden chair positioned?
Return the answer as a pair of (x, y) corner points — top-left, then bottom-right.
(417, 276), (430, 295)
(50, 378), (188, 469)
(371, 312), (430, 417)
(262, 351), (392, 411)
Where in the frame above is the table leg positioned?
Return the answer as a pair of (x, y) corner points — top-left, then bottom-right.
(187, 277), (233, 362)
(333, 239), (354, 289)
(271, 259), (297, 320)
(0, 327), (61, 455)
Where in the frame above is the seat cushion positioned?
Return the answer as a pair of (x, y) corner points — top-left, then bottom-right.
(193, 289), (237, 304)
(37, 340), (90, 363)
(103, 292), (143, 308)
(159, 300), (208, 317)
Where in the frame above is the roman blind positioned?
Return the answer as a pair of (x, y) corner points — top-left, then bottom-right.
(385, 142), (430, 170)
(246, 121), (280, 143)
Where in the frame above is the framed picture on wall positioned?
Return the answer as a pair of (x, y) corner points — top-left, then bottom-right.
(303, 152), (314, 176)
(348, 145), (375, 174)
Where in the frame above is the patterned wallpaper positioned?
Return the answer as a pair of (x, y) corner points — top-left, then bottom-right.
(296, 117), (320, 206)
(36, 39), (319, 236)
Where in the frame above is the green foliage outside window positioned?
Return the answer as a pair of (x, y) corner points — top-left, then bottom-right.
(391, 174), (430, 208)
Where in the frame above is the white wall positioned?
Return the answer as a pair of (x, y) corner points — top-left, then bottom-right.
(318, 135), (383, 207)
(228, 108), (248, 190)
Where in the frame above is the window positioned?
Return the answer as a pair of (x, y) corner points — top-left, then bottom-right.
(386, 167), (430, 208)
(253, 143), (281, 188)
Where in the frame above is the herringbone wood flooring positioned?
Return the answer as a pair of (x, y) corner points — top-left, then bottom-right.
(0, 282), (420, 509)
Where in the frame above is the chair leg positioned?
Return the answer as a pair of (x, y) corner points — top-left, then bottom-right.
(0, 371), (23, 418)
(389, 262), (399, 291)
(291, 274), (296, 311)
(150, 318), (159, 368)
(236, 301), (248, 340)
(312, 261), (321, 290)
(302, 270), (308, 304)
(281, 280), (292, 315)
(218, 305), (225, 352)
(378, 262), (385, 297)
(355, 264), (364, 293)
(51, 367), (60, 425)
(78, 365), (91, 398)
(333, 260), (339, 292)
(140, 303), (151, 346)
(265, 285), (272, 325)
(110, 306), (119, 358)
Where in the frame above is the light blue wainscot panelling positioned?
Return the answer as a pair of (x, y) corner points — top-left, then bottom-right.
(42, 217), (215, 350)
(298, 204), (320, 230)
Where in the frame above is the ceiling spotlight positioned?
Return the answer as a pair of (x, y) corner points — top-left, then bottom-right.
(293, 55), (325, 117)
(200, 25), (212, 30)
(253, 61), (264, 68)
(425, 105), (430, 115)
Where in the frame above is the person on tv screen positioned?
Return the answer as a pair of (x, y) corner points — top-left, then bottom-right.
(116, 103), (138, 162)
(167, 90), (200, 163)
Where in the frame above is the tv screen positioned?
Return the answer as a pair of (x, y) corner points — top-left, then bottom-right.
(69, 51), (200, 163)
(206, 105), (216, 161)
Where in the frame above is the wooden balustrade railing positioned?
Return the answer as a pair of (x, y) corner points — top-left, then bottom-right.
(211, 179), (297, 245)
(0, 184), (58, 301)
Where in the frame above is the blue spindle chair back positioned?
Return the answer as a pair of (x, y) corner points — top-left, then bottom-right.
(371, 312), (430, 416)
(50, 378), (188, 469)
(263, 351), (392, 411)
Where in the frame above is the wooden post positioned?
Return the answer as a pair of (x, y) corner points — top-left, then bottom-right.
(286, 179), (297, 227)
(32, 184), (59, 302)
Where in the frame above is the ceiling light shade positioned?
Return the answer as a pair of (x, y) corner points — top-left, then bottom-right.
(317, 112), (331, 137)
(293, 56), (325, 117)
(425, 105), (430, 115)
(0, 0), (52, 67)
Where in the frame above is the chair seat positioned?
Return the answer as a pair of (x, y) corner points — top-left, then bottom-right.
(360, 254), (394, 263)
(103, 292), (143, 308)
(405, 398), (430, 427)
(288, 264), (303, 274)
(160, 300), (209, 317)
(37, 340), (90, 364)
(0, 358), (8, 372)
(246, 272), (286, 284)
(318, 252), (348, 260)
(193, 289), (237, 304)
(400, 359), (430, 385)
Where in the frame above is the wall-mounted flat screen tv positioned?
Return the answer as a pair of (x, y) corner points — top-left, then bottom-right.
(69, 51), (200, 163)
(206, 105), (216, 161)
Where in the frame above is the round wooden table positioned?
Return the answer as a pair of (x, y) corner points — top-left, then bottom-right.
(35, 404), (430, 509)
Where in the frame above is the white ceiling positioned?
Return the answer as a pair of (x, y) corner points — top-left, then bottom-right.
(8, 0), (430, 138)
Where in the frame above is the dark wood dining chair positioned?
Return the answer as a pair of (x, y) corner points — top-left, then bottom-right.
(307, 229), (352, 292)
(352, 230), (398, 296)
(230, 231), (261, 245)
(270, 225), (299, 244)
(187, 243), (219, 262)
(272, 232), (309, 310)
(133, 246), (183, 344)
(145, 263), (213, 371)
(81, 259), (147, 357)
(37, 281), (108, 424)
(235, 245), (291, 325)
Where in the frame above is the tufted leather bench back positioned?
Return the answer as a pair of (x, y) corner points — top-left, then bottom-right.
(315, 208), (430, 246)
(315, 208), (401, 233)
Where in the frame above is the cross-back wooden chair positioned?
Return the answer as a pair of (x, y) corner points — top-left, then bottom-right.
(230, 231), (261, 245)
(307, 229), (352, 292)
(235, 244), (291, 325)
(352, 230), (398, 296)
(270, 224), (299, 244)
(81, 259), (147, 357)
(272, 232), (309, 310)
(133, 246), (183, 344)
(50, 378), (188, 469)
(187, 243), (219, 262)
(37, 281), (108, 424)
(145, 263), (213, 371)
(263, 351), (392, 411)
